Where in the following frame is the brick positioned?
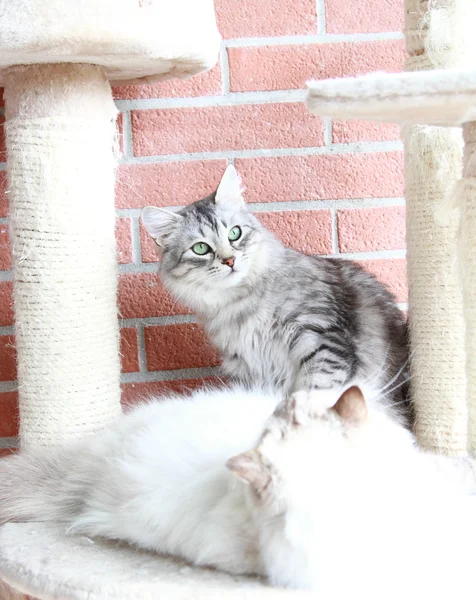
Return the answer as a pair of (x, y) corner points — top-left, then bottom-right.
(0, 223), (12, 270)
(356, 258), (407, 303)
(332, 120), (401, 144)
(0, 116), (5, 162)
(228, 40), (405, 92)
(0, 281), (13, 326)
(116, 218), (133, 264)
(121, 377), (222, 406)
(145, 323), (220, 371)
(215, 0), (317, 38)
(0, 391), (19, 437)
(131, 104), (323, 157)
(140, 220), (160, 263)
(338, 206), (406, 253)
(120, 328), (140, 373)
(0, 172), (7, 218)
(118, 273), (191, 319)
(113, 64), (222, 100)
(326, 0), (404, 34)
(236, 152), (404, 203)
(116, 160), (227, 209)
(258, 210), (333, 254)
(0, 335), (16, 381)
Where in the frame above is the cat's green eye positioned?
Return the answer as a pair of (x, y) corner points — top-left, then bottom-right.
(192, 242), (211, 256)
(228, 226), (242, 242)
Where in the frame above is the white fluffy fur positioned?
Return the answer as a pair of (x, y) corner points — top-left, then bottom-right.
(0, 385), (475, 598)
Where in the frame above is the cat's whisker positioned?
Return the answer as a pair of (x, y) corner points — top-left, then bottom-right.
(376, 356), (411, 396)
(378, 375), (413, 404)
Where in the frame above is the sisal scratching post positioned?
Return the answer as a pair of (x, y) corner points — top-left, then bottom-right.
(5, 64), (122, 448)
(0, 0), (220, 456)
(405, 126), (465, 454)
(403, 0), (466, 455)
(306, 0), (476, 456)
(460, 123), (476, 455)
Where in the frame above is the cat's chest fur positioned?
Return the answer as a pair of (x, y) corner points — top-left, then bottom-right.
(204, 295), (302, 392)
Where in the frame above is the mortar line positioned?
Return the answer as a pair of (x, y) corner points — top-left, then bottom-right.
(130, 215), (142, 265)
(115, 90), (306, 111)
(121, 140), (403, 164)
(116, 197), (406, 218)
(250, 197), (406, 211)
(322, 117), (333, 146)
(328, 249), (406, 260)
(120, 315), (197, 328)
(121, 110), (134, 160)
(119, 263), (158, 274)
(117, 208), (145, 217)
(220, 41), (231, 94)
(331, 209), (339, 254)
(121, 365), (221, 384)
(317, 0), (327, 34)
(0, 326), (14, 335)
(224, 31), (403, 47)
(0, 381), (18, 393)
(136, 322), (148, 372)
(0, 437), (18, 449)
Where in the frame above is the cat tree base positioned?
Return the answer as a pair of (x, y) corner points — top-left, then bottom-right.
(0, 523), (310, 600)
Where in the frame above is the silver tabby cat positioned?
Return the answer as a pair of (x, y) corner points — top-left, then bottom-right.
(142, 166), (411, 426)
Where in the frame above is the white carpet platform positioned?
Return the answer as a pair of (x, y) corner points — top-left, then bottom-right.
(0, 523), (311, 600)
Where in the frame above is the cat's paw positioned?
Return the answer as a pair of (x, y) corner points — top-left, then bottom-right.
(288, 388), (342, 424)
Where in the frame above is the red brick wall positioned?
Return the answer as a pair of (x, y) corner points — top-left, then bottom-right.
(0, 0), (406, 451)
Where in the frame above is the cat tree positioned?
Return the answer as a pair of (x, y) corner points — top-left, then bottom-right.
(307, 0), (476, 457)
(1, 0), (475, 598)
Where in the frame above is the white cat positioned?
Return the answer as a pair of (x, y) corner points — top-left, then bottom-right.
(0, 385), (474, 599)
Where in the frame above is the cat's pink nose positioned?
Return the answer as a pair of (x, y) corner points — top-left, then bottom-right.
(222, 256), (235, 268)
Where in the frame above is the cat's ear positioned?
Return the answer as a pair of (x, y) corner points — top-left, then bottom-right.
(226, 450), (270, 493)
(215, 165), (245, 207)
(141, 206), (183, 247)
(332, 386), (368, 425)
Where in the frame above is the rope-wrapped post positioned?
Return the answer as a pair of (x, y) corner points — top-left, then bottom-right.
(404, 0), (467, 454)
(460, 122), (476, 455)
(4, 64), (122, 449)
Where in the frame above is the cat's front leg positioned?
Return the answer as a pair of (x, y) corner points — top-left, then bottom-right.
(291, 336), (355, 394)
(220, 352), (257, 388)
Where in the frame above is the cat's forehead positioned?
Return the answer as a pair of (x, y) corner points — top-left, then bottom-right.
(260, 411), (343, 460)
(179, 193), (246, 233)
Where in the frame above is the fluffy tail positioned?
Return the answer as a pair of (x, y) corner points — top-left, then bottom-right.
(0, 445), (90, 525)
